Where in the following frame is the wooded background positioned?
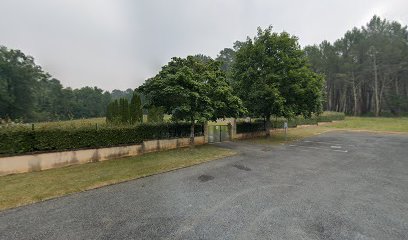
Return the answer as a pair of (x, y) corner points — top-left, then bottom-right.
(305, 16), (408, 116)
(1, 16), (407, 122)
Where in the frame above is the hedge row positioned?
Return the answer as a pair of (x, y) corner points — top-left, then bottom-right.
(236, 122), (266, 133)
(0, 123), (204, 155)
(272, 112), (345, 128)
(238, 112), (346, 132)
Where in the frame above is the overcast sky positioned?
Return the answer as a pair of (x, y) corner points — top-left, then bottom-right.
(1, 0), (407, 91)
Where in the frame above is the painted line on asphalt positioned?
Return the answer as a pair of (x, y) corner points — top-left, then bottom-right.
(330, 145), (342, 149)
(333, 149), (349, 153)
(289, 144), (349, 153)
(303, 140), (355, 147)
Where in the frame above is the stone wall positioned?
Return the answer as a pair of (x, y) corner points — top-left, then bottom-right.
(0, 136), (206, 176)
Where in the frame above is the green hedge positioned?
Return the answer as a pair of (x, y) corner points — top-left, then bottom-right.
(271, 119), (298, 128)
(238, 112), (345, 133)
(236, 122), (266, 133)
(317, 111), (346, 122)
(0, 123), (204, 155)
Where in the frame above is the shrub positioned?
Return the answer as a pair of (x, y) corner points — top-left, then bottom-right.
(271, 118), (298, 128)
(317, 111), (345, 121)
(236, 122), (266, 133)
(0, 123), (204, 155)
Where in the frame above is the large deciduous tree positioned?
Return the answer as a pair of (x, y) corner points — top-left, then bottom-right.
(0, 46), (46, 120)
(232, 27), (324, 134)
(138, 56), (245, 145)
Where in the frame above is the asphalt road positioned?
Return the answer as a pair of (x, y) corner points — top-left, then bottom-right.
(1, 131), (408, 240)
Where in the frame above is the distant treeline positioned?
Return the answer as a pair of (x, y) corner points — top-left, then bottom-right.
(305, 16), (408, 116)
(2, 15), (407, 122)
(0, 46), (138, 122)
(215, 16), (408, 117)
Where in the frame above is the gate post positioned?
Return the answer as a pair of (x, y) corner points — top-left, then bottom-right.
(230, 118), (237, 140)
(227, 123), (232, 141)
(204, 121), (209, 143)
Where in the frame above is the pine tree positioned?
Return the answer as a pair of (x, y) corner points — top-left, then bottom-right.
(119, 98), (130, 124)
(129, 92), (143, 124)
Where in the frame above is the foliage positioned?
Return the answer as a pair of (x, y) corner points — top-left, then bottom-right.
(237, 112), (345, 131)
(147, 106), (164, 123)
(129, 92), (143, 124)
(0, 46), (47, 120)
(272, 112), (345, 128)
(0, 123), (205, 155)
(232, 27), (325, 123)
(110, 88), (134, 101)
(0, 45), (112, 122)
(305, 15), (408, 116)
(138, 55), (245, 144)
(236, 122), (265, 133)
(106, 93), (143, 125)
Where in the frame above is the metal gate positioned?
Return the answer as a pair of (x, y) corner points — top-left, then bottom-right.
(208, 125), (230, 143)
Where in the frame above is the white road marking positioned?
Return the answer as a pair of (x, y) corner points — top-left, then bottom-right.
(330, 145), (342, 149)
(303, 140), (355, 147)
(289, 144), (348, 153)
(333, 149), (348, 153)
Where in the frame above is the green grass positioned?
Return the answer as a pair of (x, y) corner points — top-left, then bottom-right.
(239, 126), (331, 145)
(240, 116), (408, 145)
(33, 117), (106, 129)
(327, 117), (408, 132)
(0, 145), (235, 211)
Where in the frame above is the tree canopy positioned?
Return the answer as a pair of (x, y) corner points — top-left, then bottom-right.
(0, 46), (120, 122)
(305, 15), (408, 116)
(138, 55), (245, 144)
(232, 27), (325, 125)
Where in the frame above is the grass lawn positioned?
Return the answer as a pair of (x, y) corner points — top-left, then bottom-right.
(240, 116), (408, 145)
(327, 117), (408, 132)
(239, 126), (332, 145)
(0, 145), (235, 211)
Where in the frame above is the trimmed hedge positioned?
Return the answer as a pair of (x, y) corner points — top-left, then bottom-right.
(0, 123), (204, 155)
(236, 122), (266, 133)
(239, 112), (346, 131)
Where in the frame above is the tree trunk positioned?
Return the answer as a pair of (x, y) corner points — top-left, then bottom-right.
(373, 53), (380, 117)
(395, 76), (400, 115)
(190, 121), (195, 147)
(351, 71), (358, 116)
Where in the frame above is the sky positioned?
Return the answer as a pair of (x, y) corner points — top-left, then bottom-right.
(1, 0), (407, 91)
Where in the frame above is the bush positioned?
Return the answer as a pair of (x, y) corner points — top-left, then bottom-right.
(271, 118), (298, 128)
(236, 122), (265, 133)
(317, 111), (345, 121)
(0, 123), (204, 155)
(295, 116), (318, 125)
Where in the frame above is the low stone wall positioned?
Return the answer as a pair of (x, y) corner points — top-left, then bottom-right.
(0, 136), (206, 176)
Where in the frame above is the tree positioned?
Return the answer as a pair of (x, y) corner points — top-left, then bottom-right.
(232, 27), (324, 135)
(147, 106), (164, 123)
(111, 88), (134, 101)
(129, 92), (143, 124)
(216, 48), (236, 73)
(0, 46), (47, 121)
(138, 56), (245, 145)
(305, 16), (408, 116)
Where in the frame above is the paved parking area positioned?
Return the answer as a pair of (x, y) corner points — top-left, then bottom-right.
(1, 131), (408, 239)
